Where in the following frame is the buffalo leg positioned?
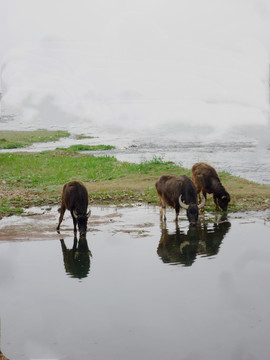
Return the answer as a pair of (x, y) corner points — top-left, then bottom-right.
(72, 235), (78, 250)
(213, 196), (220, 211)
(71, 212), (78, 234)
(160, 200), (166, 221)
(159, 197), (167, 221)
(57, 205), (66, 233)
(175, 203), (180, 222)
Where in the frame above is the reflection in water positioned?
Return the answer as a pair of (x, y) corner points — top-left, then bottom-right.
(198, 218), (231, 258)
(157, 216), (231, 266)
(60, 235), (92, 279)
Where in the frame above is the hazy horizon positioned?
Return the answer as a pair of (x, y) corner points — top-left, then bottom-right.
(0, 0), (270, 138)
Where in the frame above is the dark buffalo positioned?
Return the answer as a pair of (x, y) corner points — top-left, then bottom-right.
(155, 174), (205, 225)
(56, 181), (91, 236)
(191, 162), (230, 211)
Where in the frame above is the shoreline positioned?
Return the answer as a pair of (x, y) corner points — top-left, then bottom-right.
(0, 131), (269, 219)
(0, 204), (269, 244)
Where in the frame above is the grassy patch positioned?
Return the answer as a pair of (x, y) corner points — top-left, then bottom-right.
(0, 198), (24, 216)
(0, 152), (181, 187)
(56, 144), (115, 151)
(0, 151), (269, 217)
(0, 130), (70, 149)
(75, 134), (95, 140)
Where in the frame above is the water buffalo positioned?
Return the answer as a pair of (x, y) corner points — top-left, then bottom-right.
(155, 174), (205, 225)
(56, 181), (91, 236)
(191, 162), (230, 211)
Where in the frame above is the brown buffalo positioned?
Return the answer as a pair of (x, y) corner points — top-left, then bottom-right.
(155, 174), (205, 225)
(191, 162), (230, 211)
(57, 181), (91, 236)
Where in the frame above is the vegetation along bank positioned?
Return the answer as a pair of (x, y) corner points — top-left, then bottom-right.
(0, 130), (269, 218)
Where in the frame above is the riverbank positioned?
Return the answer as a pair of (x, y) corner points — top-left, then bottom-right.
(0, 149), (269, 219)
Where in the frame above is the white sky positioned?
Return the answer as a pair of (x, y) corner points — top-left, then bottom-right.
(0, 0), (270, 134)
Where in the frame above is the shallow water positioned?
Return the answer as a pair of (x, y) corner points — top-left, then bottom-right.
(0, 205), (270, 360)
(1, 120), (269, 184)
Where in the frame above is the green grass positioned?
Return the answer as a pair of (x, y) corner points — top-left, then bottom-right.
(56, 144), (115, 151)
(0, 152), (180, 186)
(0, 199), (23, 216)
(0, 150), (269, 217)
(75, 134), (95, 140)
(0, 130), (70, 149)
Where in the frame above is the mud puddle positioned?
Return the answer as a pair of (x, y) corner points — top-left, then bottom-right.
(0, 205), (270, 360)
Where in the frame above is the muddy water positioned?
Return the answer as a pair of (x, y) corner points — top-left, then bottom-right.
(0, 205), (270, 360)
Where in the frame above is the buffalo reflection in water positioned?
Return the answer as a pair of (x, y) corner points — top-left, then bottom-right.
(60, 235), (92, 279)
(157, 217), (231, 266)
(197, 218), (231, 258)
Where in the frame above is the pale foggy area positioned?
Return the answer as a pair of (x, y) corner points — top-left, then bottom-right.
(0, 1), (270, 184)
(0, 1), (270, 359)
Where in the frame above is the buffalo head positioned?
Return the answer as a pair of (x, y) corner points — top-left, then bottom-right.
(217, 194), (230, 211)
(179, 195), (205, 226)
(73, 210), (91, 236)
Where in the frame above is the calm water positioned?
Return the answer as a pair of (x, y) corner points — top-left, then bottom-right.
(0, 205), (270, 360)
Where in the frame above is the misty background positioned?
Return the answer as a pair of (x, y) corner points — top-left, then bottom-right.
(0, 0), (269, 132)
(0, 0), (270, 182)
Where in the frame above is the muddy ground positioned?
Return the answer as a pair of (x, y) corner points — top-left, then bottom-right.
(0, 204), (269, 243)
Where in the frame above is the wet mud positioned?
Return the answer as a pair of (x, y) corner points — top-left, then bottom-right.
(0, 204), (268, 243)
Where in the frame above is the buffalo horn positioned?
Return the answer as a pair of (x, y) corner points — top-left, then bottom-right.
(198, 195), (206, 209)
(179, 195), (189, 210)
(73, 210), (91, 219)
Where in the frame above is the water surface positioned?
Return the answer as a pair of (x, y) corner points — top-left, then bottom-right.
(0, 205), (270, 360)
(1, 119), (269, 184)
